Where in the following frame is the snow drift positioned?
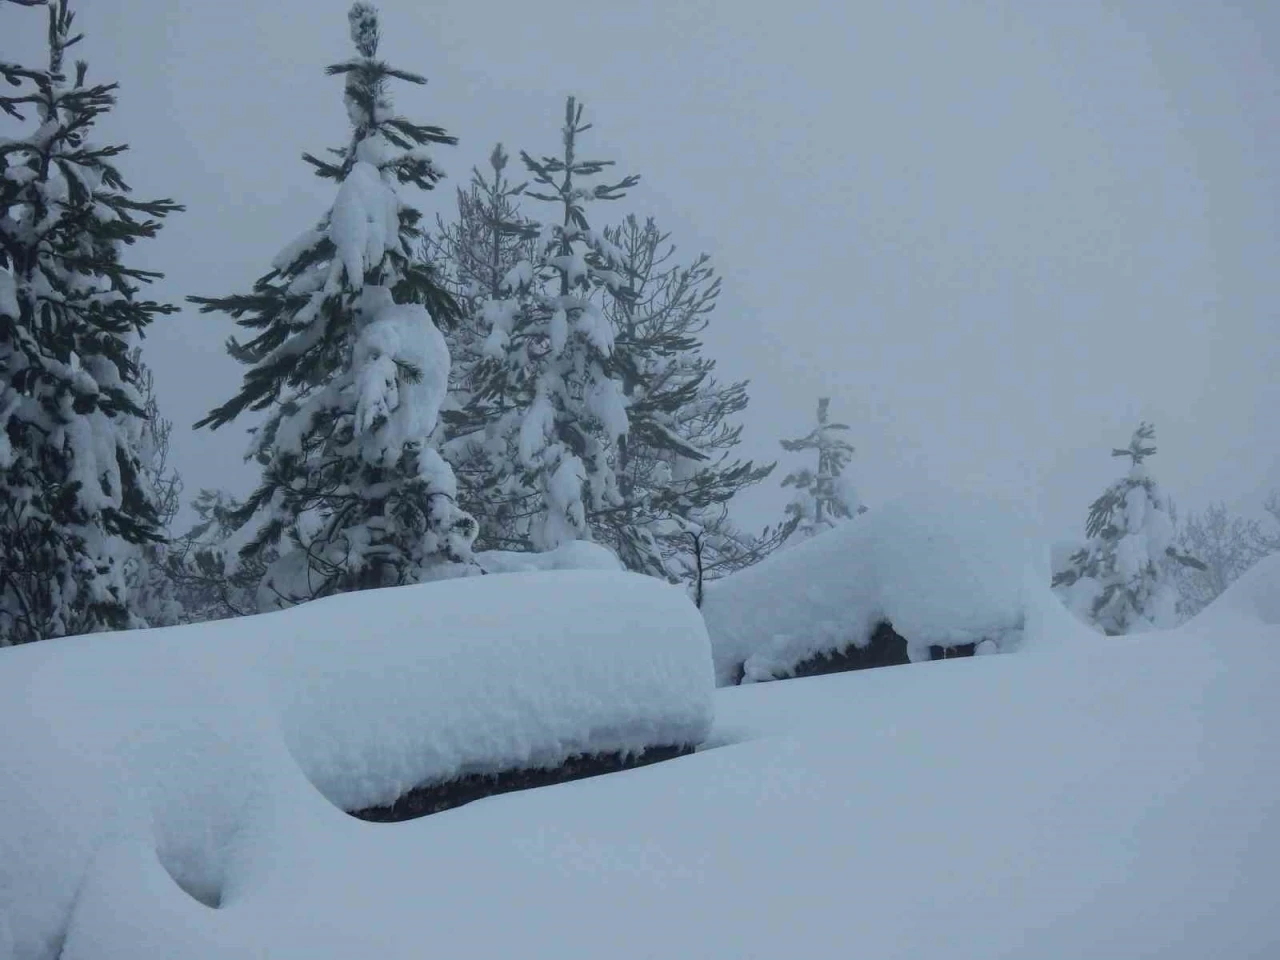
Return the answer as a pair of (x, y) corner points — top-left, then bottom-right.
(9, 557), (1278, 960)
(701, 485), (1058, 684)
(0, 570), (714, 960)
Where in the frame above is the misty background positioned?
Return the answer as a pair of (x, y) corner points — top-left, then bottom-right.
(7, 0), (1276, 543)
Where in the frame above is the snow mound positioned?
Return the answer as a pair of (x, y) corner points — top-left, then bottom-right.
(0, 571), (713, 960)
(701, 486), (1046, 684)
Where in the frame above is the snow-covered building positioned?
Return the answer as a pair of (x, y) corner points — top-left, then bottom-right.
(701, 484), (1054, 685)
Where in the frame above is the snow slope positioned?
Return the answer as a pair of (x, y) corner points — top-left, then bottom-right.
(3, 559), (1278, 960)
(0, 571), (713, 960)
(701, 485), (1056, 684)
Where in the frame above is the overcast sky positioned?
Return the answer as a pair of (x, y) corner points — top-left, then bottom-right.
(6, 0), (1278, 543)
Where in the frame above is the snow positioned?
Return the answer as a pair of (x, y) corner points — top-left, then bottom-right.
(549, 305), (568, 356)
(702, 484), (1048, 685)
(0, 571), (713, 960)
(501, 259), (533, 293)
(0, 563), (1275, 959)
(480, 298), (518, 357)
(586, 372), (629, 442)
(270, 226), (324, 273)
(1124, 484), (1147, 532)
(348, 3), (379, 50)
(476, 540), (622, 575)
(541, 452), (588, 548)
(518, 389), (555, 467)
(574, 299), (615, 354)
(329, 160), (400, 287)
(351, 295), (450, 466)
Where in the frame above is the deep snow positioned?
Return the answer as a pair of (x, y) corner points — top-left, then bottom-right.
(2, 558), (1278, 960)
(0, 570), (713, 960)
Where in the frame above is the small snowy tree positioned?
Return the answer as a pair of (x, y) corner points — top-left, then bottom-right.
(0, 0), (182, 643)
(470, 97), (637, 551)
(596, 214), (775, 579)
(1053, 422), (1204, 634)
(191, 3), (476, 607)
(780, 397), (859, 541)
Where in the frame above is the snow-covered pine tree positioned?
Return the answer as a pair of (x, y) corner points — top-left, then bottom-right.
(190, 2), (476, 607)
(0, 0), (182, 644)
(471, 97), (638, 551)
(779, 397), (859, 541)
(427, 143), (539, 551)
(1053, 422), (1204, 634)
(596, 213), (775, 579)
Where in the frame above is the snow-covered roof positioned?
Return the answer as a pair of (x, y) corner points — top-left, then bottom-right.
(701, 485), (1051, 685)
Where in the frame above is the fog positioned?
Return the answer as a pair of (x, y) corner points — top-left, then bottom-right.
(7, 0), (1277, 541)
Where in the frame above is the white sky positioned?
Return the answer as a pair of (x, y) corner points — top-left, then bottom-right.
(5, 0), (1278, 543)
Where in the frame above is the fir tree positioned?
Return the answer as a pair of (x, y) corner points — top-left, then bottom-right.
(596, 213), (775, 579)
(471, 97), (637, 551)
(0, 0), (182, 643)
(1053, 422), (1204, 634)
(191, 2), (475, 607)
(780, 397), (860, 541)
(428, 143), (538, 550)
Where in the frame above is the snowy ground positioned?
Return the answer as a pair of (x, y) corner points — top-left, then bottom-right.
(3, 559), (1279, 959)
(0, 570), (713, 960)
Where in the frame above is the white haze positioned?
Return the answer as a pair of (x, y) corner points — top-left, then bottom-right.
(5, 0), (1276, 541)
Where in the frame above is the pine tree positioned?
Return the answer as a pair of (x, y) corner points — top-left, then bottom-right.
(190, 2), (476, 607)
(1053, 422), (1204, 634)
(470, 97), (637, 551)
(595, 214), (775, 579)
(779, 397), (860, 541)
(428, 143), (538, 550)
(0, 0), (182, 643)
